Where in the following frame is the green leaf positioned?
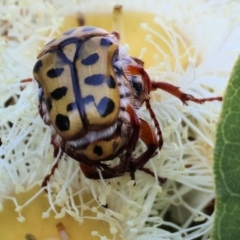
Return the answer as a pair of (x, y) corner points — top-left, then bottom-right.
(212, 56), (240, 240)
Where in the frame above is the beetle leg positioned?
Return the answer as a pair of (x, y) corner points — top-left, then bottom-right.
(151, 81), (223, 104)
(41, 155), (60, 188)
(125, 64), (222, 104)
(129, 100), (166, 183)
(145, 98), (163, 149)
(122, 65), (163, 149)
(121, 104), (141, 169)
(124, 64), (151, 93)
(20, 78), (33, 90)
(128, 118), (159, 181)
(131, 57), (145, 66)
(41, 134), (63, 188)
(79, 162), (124, 179)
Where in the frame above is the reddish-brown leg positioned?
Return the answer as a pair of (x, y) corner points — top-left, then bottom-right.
(41, 156), (60, 188)
(125, 64), (151, 94)
(145, 99), (163, 149)
(20, 78), (33, 90)
(129, 118), (162, 182)
(120, 104), (141, 169)
(41, 134), (63, 188)
(125, 63), (222, 104)
(20, 78), (32, 84)
(151, 81), (223, 104)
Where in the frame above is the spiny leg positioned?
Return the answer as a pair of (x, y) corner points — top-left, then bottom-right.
(124, 64), (164, 149)
(41, 159), (60, 188)
(125, 64), (151, 94)
(121, 104), (141, 169)
(129, 118), (162, 182)
(124, 63), (166, 182)
(136, 101), (166, 183)
(41, 147), (62, 188)
(151, 81), (222, 104)
(20, 78), (33, 91)
(125, 62), (222, 104)
(145, 99), (163, 149)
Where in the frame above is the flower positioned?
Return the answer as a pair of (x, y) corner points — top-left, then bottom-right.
(0, 0), (240, 239)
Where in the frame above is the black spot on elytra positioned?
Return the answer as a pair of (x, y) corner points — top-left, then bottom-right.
(93, 145), (103, 156)
(97, 97), (115, 117)
(100, 38), (113, 46)
(55, 114), (70, 131)
(33, 60), (42, 73)
(45, 99), (52, 112)
(82, 26), (96, 32)
(51, 86), (68, 100)
(83, 95), (114, 117)
(63, 28), (76, 35)
(84, 74), (105, 86)
(47, 68), (64, 78)
(81, 53), (99, 65)
(67, 102), (78, 111)
(83, 95), (95, 104)
(106, 75), (116, 88)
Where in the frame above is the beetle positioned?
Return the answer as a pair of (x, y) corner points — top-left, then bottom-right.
(32, 26), (222, 187)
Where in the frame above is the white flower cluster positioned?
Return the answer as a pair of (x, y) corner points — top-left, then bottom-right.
(0, 0), (240, 239)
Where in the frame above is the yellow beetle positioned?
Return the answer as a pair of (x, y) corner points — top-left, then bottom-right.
(33, 26), (222, 186)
